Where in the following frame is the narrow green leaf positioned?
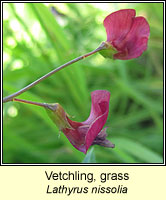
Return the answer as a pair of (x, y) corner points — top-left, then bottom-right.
(82, 147), (96, 163)
(112, 137), (163, 163)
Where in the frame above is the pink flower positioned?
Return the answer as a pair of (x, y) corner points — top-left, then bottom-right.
(46, 90), (114, 154)
(103, 9), (150, 60)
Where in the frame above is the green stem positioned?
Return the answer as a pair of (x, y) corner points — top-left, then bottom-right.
(3, 43), (106, 103)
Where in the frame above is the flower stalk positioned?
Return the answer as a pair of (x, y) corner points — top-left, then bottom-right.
(3, 44), (106, 103)
(13, 98), (47, 108)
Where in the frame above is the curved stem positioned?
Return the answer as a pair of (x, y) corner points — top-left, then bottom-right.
(3, 44), (105, 103)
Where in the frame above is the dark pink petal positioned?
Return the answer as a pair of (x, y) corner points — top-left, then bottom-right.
(63, 90), (110, 153)
(114, 16), (150, 60)
(62, 119), (86, 152)
(103, 9), (136, 47)
(84, 90), (110, 152)
(85, 112), (109, 152)
(83, 90), (110, 125)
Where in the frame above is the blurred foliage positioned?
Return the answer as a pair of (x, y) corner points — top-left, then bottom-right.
(3, 3), (163, 163)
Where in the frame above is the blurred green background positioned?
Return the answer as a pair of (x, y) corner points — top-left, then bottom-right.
(3, 3), (163, 163)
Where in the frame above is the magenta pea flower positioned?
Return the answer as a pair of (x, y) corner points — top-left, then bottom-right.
(46, 90), (114, 154)
(100, 9), (150, 60)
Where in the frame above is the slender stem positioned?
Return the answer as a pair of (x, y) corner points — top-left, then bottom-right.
(13, 98), (47, 108)
(3, 44), (105, 103)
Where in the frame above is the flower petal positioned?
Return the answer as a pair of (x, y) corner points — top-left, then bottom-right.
(85, 112), (109, 152)
(114, 16), (150, 60)
(84, 90), (110, 152)
(54, 90), (111, 154)
(84, 90), (110, 125)
(103, 9), (136, 47)
(62, 119), (86, 153)
(63, 90), (110, 153)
